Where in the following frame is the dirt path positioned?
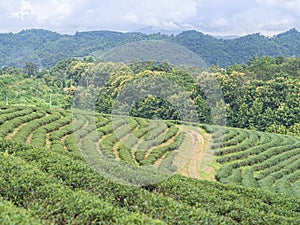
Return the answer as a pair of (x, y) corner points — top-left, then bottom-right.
(57, 123), (73, 149)
(144, 128), (178, 159)
(179, 128), (205, 179)
(6, 123), (27, 140)
(95, 139), (103, 155)
(26, 132), (34, 144)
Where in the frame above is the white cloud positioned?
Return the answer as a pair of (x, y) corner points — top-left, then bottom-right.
(0, 0), (299, 35)
(161, 21), (180, 30)
(211, 18), (229, 27)
(256, 0), (278, 7)
(122, 14), (139, 24)
(9, 0), (73, 24)
(11, 0), (33, 19)
(54, 2), (72, 17)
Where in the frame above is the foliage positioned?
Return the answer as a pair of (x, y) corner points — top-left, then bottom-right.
(2, 28), (300, 68)
(0, 196), (41, 225)
(0, 133), (299, 224)
(211, 125), (300, 196)
(1, 55), (300, 135)
(0, 70), (65, 108)
(216, 56), (300, 133)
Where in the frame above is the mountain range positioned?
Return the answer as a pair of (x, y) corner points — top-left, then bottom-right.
(1, 28), (300, 68)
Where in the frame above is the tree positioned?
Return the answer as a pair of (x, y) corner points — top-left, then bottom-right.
(25, 62), (38, 77)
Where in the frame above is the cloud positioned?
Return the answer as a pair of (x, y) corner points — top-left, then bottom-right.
(211, 18), (229, 27)
(10, 0), (73, 21)
(0, 0), (299, 35)
(256, 0), (278, 7)
(0, 0), (198, 33)
(10, 0), (33, 19)
(191, 0), (300, 36)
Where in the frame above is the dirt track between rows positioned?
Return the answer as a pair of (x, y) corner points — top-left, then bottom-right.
(181, 128), (205, 179)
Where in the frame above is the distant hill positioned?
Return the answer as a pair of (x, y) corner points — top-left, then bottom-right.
(213, 35), (240, 39)
(1, 28), (300, 68)
(133, 26), (183, 35)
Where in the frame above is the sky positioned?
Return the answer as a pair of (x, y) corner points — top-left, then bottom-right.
(0, 0), (299, 36)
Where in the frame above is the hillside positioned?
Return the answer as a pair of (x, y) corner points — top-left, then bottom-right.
(1, 28), (300, 68)
(0, 105), (300, 224)
(210, 125), (300, 197)
(0, 58), (299, 223)
(1, 57), (299, 135)
(0, 105), (299, 196)
(0, 68), (65, 107)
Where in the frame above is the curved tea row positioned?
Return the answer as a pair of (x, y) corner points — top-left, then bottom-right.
(210, 125), (300, 197)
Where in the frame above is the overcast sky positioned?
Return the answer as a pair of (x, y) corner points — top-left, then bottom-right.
(0, 0), (299, 36)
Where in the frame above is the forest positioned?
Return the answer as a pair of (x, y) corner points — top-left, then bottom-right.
(2, 55), (298, 135)
(1, 28), (300, 68)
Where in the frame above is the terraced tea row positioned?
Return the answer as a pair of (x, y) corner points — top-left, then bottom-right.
(1, 139), (299, 224)
(210, 126), (300, 197)
(0, 106), (185, 167)
(1, 105), (299, 197)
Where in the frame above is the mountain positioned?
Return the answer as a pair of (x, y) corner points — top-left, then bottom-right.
(133, 26), (182, 35)
(1, 28), (300, 68)
(213, 35), (240, 39)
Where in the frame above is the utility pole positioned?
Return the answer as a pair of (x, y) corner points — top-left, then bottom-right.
(50, 94), (52, 109)
(6, 96), (8, 105)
